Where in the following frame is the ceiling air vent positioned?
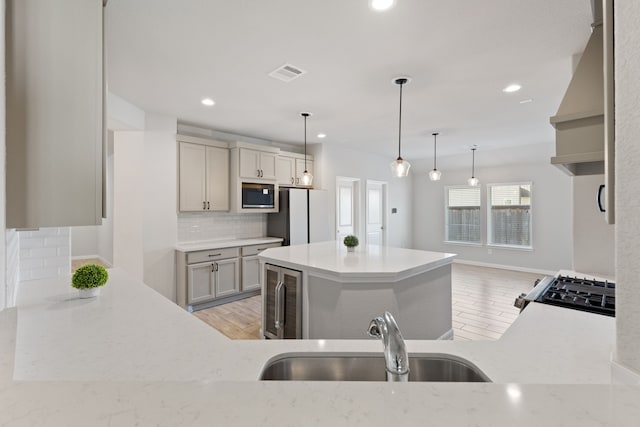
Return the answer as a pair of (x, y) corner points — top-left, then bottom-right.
(268, 63), (307, 82)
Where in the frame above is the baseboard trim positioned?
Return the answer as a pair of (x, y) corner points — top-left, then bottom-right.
(611, 357), (640, 385)
(71, 255), (113, 268)
(189, 289), (261, 313)
(453, 259), (556, 276)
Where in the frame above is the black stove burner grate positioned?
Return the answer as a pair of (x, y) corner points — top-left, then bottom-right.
(535, 275), (615, 317)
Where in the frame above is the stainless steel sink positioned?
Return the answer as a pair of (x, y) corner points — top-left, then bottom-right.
(259, 353), (491, 382)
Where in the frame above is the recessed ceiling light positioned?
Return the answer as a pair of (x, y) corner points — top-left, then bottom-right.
(519, 98), (533, 104)
(502, 84), (522, 93)
(370, 0), (395, 11)
(317, 133), (327, 139)
(201, 98), (215, 106)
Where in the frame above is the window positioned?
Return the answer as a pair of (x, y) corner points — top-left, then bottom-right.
(488, 183), (532, 248)
(445, 186), (481, 244)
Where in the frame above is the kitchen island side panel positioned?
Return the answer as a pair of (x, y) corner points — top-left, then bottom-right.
(304, 264), (452, 340)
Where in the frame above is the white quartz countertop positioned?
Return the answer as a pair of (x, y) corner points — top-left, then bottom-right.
(2, 267), (639, 426)
(175, 237), (283, 252)
(259, 240), (457, 279)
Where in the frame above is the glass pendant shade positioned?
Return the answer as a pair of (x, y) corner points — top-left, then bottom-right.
(390, 157), (411, 177)
(390, 77), (411, 177)
(429, 169), (442, 181)
(301, 170), (313, 186)
(300, 112), (313, 186)
(429, 132), (441, 181)
(467, 146), (479, 186)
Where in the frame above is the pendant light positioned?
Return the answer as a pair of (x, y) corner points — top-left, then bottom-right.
(428, 132), (442, 181)
(389, 77), (411, 177)
(467, 146), (479, 186)
(300, 112), (313, 186)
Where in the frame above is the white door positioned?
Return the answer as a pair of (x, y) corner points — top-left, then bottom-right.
(336, 177), (360, 241)
(366, 181), (386, 246)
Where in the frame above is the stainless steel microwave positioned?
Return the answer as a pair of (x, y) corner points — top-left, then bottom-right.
(242, 182), (275, 208)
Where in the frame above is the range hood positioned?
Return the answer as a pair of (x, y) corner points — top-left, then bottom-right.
(550, 20), (605, 176)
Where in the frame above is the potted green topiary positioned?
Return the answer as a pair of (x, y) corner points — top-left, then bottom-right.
(343, 235), (359, 252)
(72, 264), (109, 298)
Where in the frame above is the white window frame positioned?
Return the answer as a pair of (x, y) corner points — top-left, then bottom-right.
(486, 181), (533, 250)
(444, 185), (483, 246)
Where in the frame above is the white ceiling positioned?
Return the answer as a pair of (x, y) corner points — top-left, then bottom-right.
(106, 0), (593, 162)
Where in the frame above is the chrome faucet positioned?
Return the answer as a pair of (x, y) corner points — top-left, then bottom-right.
(367, 311), (409, 382)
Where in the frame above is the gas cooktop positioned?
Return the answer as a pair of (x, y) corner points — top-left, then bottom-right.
(535, 275), (615, 317)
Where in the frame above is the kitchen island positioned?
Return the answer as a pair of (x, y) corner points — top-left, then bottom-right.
(3, 268), (640, 426)
(258, 241), (456, 339)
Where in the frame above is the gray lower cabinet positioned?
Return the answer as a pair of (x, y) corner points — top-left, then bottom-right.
(215, 258), (241, 298)
(241, 256), (261, 292)
(176, 241), (282, 310)
(187, 258), (240, 305)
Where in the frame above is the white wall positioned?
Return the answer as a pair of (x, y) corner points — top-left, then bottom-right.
(572, 175), (615, 277)
(411, 156), (572, 273)
(141, 114), (178, 302)
(113, 131), (145, 280)
(615, 0), (640, 376)
(313, 144), (413, 249)
(70, 134), (113, 265)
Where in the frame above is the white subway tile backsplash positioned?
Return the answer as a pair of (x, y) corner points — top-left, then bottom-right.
(44, 237), (71, 248)
(20, 258), (44, 269)
(6, 230), (20, 307)
(19, 238), (44, 249)
(27, 247), (58, 259)
(17, 227), (71, 283)
(44, 256), (71, 268)
(177, 212), (267, 242)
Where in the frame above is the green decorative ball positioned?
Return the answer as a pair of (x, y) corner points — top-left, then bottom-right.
(72, 264), (109, 289)
(343, 235), (359, 248)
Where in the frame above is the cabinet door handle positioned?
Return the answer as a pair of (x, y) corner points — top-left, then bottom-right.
(257, 169), (260, 177)
(207, 201), (210, 210)
(295, 178), (299, 185)
(597, 185), (606, 212)
(291, 177), (294, 184)
(211, 262), (218, 272)
(274, 280), (285, 330)
(208, 253), (222, 257)
(203, 201), (206, 210)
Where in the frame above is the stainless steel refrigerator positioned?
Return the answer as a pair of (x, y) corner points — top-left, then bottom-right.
(267, 188), (331, 246)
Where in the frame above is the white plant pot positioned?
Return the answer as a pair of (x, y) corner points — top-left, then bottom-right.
(78, 287), (101, 298)
(346, 246), (355, 252)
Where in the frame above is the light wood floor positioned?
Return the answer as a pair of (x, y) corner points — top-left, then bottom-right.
(193, 263), (542, 341)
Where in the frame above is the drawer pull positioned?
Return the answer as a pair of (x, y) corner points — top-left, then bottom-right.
(208, 253), (222, 257)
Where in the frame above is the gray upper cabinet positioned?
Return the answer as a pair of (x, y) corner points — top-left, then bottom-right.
(6, 0), (104, 228)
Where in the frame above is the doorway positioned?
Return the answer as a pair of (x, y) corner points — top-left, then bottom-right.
(365, 180), (387, 246)
(335, 177), (360, 242)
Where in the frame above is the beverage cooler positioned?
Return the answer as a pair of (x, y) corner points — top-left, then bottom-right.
(263, 264), (302, 339)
